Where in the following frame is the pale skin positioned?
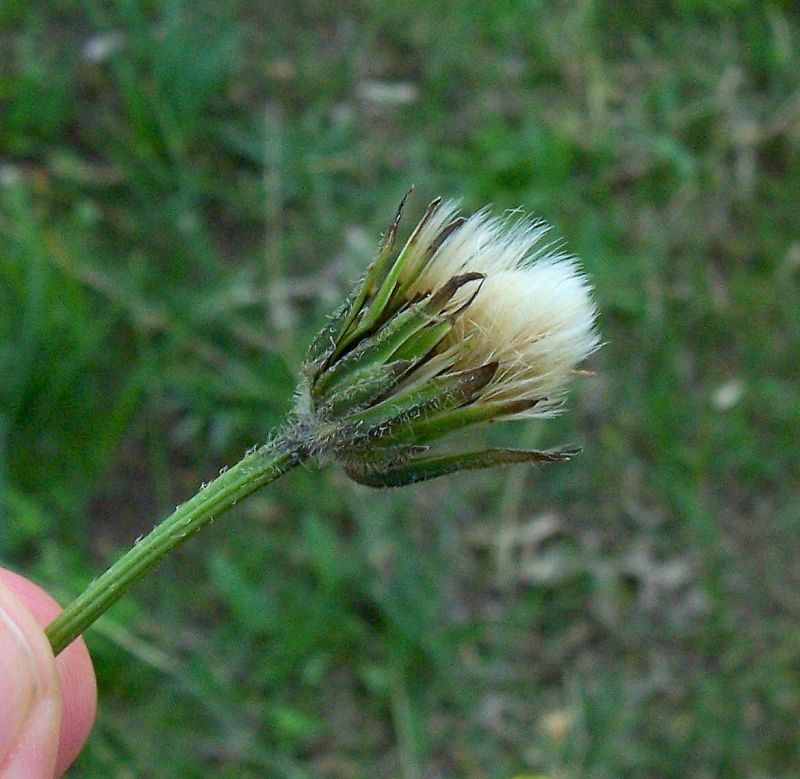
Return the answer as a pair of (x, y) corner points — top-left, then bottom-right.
(0, 568), (96, 778)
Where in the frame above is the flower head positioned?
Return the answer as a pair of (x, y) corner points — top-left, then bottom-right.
(297, 195), (599, 487)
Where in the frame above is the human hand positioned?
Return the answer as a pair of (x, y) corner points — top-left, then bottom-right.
(0, 568), (96, 778)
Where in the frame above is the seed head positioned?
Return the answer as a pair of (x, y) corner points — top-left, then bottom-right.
(398, 202), (600, 414)
(296, 195), (600, 487)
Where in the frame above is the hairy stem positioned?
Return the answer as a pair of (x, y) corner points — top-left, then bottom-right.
(46, 427), (308, 655)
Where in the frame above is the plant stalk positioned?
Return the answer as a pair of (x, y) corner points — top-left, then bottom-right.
(46, 427), (308, 655)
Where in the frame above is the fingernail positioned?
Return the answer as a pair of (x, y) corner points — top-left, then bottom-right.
(0, 589), (41, 763)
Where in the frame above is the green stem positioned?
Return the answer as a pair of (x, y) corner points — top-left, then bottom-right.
(46, 427), (308, 656)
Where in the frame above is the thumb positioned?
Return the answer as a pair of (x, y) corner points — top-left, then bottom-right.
(0, 581), (62, 778)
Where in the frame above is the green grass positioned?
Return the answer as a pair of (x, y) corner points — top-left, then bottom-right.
(2, 1), (799, 776)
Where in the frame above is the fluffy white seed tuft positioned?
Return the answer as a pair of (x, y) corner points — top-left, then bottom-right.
(408, 203), (600, 415)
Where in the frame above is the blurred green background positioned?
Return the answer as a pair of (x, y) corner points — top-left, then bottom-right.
(1, 1), (799, 776)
